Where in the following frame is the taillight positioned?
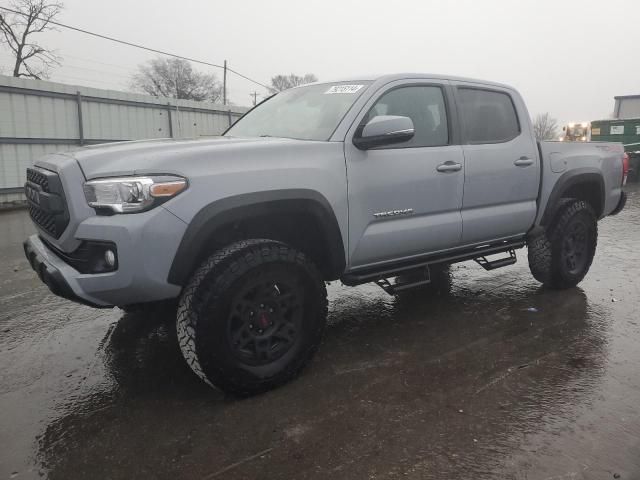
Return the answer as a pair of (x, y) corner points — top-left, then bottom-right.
(622, 153), (630, 186)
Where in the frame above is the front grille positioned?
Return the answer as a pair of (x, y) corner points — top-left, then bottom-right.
(25, 167), (69, 239)
(27, 168), (50, 192)
(29, 204), (58, 237)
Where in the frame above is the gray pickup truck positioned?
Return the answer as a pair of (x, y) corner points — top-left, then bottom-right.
(23, 73), (628, 394)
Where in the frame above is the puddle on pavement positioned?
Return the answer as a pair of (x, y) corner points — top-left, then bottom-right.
(0, 185), (639, 479)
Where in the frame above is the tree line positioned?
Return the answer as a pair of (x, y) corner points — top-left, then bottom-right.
(2, 1), (565, 129)
(1, 0), (318, 105)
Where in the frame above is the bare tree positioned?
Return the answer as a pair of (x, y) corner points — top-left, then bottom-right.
(0, 0), (63, 79)
(532, 112), (559, 141)
(131, 57), (223, 102)
(269, 73), (318, 93)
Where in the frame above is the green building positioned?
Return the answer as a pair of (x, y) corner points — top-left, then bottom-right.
(591, 95), (640, 180)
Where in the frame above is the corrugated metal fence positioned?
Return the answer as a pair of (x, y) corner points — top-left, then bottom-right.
(0, 74), (248, 204)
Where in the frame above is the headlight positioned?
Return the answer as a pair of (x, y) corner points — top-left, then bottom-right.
(83, 175), (187, 213)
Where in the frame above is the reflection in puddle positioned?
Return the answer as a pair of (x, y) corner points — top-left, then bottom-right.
(37, 277), (610, 479)
(2, 184), (639, 479)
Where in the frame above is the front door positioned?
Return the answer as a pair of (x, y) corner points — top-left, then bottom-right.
(344, 81), (465, 270)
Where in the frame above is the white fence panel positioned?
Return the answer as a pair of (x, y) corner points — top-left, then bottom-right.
(0, 142), (77, 189)
(0, 75), (247, 205)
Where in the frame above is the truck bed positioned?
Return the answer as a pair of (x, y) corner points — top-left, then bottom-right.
(536, 141), (625, 225)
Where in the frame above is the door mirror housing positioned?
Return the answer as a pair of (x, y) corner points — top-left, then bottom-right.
(353, 115), (415, 150)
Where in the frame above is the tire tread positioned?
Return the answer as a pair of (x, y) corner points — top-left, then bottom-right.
(176, 239), (327, 394)
(528, 199), (597, 289)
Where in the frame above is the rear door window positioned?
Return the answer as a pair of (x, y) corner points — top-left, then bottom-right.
(458, 88), (520, 144)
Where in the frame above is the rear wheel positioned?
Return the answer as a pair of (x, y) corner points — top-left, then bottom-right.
(176, 239), (327, 395)
(528, 199), (597, 289)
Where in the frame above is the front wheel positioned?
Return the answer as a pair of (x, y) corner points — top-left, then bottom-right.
(528, 199), (597, 289)
(176, 239), (328, 395)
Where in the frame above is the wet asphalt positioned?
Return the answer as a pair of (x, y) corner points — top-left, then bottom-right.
(1, 185), (639, 480)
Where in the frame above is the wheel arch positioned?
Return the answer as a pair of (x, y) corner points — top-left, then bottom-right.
(541, 169), (605, 226)
(167, 189), (346, 286)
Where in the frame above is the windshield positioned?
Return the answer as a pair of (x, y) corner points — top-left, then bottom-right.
(226, 81), (371, 141)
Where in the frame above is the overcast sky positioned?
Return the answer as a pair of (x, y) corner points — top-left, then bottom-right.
(1, 0), (638, 126)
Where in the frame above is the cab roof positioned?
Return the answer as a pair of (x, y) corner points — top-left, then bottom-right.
(311, 73), (515, 91)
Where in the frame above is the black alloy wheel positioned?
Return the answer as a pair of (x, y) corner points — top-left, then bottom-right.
(561, 219), (590, 276)
(227, 273), (303, 366)
(177, 239), (327, 395)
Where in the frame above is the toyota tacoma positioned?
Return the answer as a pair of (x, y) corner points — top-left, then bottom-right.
(23, 74), (628, 394)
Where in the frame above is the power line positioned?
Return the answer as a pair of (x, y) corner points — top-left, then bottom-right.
(0, 5), (270, 90)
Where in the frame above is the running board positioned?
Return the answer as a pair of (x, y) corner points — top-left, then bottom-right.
(474, 249), (517, 271)
(341, 238), (525, 287)
(375, 266), (431, 295)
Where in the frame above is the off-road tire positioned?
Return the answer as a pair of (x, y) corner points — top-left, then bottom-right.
(176, 239), (327, 395)
(528, 199), (597, 289)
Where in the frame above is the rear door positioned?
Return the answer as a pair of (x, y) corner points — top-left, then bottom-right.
(452, 83), (539, 244)
(344, 80), (465, 269)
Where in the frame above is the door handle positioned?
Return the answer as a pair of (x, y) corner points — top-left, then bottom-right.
(514, 156), (534, 167)
(436, 162), (462, 173)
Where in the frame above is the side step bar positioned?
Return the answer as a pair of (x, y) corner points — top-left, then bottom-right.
(375, 266), (431, 295)
(342, 238), (525, 287)
(474, 249), (517, 271)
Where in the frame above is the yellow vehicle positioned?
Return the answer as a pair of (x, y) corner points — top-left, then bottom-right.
(560, 122), (589, 142)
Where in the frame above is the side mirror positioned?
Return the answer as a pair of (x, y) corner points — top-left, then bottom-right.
(353, 115), (415, 150)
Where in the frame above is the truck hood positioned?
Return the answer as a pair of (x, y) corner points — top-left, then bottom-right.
(68, 136), (313, 179)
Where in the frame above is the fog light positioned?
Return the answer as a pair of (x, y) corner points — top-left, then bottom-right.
(104, 250), (116, 267)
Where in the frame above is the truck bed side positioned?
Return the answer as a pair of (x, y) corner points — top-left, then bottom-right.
(535, 141), (624, 226)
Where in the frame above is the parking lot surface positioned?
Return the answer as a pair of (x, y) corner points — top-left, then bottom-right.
(1, 185), (639, 479)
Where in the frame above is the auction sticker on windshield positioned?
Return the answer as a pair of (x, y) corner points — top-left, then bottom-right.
(325, 85), (364, 94)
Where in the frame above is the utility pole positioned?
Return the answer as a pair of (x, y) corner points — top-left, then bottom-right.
(223, 59), (227, 105)
(250, 91), (259, 106)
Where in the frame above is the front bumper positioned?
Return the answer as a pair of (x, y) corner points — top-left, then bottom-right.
(610, 191), (627, 216)
(24, 235), (108, 308)
(23, 206), (187, 308)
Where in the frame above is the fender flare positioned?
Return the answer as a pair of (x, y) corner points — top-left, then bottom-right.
(167, 189), (346, 285)
(540, 168), (605, 225)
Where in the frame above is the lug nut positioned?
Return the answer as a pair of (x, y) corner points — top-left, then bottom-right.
(260, 304), (264, 308)
(269, 308), (274, 313)
(249, 324), (254, 329)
